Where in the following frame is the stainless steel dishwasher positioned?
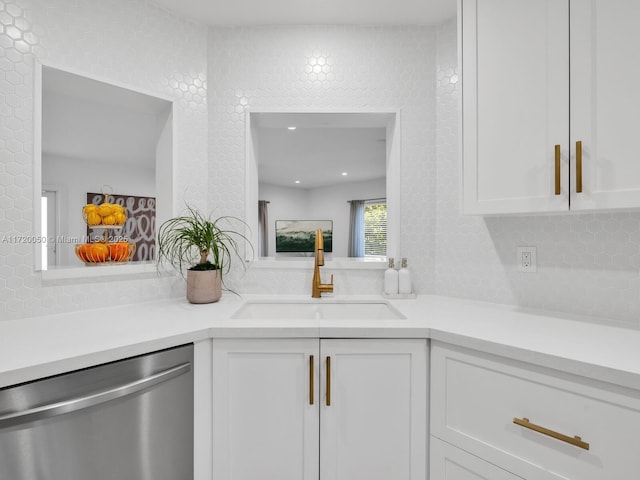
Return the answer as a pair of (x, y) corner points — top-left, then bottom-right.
(0, 343), (194, 480)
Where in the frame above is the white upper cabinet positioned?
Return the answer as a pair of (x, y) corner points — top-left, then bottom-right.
(462, 0), (570, 214)
(462, 0), (640, 214)
(570, 0), (640, 210)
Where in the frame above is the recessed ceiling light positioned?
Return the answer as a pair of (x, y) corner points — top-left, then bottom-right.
(341, 172), (348, 176)
(295, 180), (301, 184)
(288, 126), (297, 130)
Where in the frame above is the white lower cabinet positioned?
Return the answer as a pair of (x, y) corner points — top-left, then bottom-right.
(211, 338), (319, 480)
(212, 338), (427, 480)
(430, 341), (640, 479)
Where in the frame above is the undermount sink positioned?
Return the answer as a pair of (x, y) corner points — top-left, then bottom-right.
(230, 300), (405, 320)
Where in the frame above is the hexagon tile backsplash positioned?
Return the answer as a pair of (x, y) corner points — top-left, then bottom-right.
(208, 21), (640, 326)
(207, 25), (438, 297)
(1, 4), (639, 327)
(0, 0), (207, 320)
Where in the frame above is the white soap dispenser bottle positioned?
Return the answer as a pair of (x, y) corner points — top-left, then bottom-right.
(398, 257), (412, 294)
(384, 257), (399, 295)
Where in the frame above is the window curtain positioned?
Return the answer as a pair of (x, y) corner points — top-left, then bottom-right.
(258, 200), (269, 257)
(348, 200), (365, 257)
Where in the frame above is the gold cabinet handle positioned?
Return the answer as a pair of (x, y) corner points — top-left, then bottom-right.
(554, 144), (561, 195)
(513, 417), (590, 450)
(309, 355), (314, 405)
(576, 140), (583, 193)
(326, 356), (331, 406)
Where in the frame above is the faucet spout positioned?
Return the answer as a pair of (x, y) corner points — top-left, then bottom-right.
(312, 228), (334, 298)
(315, 227), (325, 266)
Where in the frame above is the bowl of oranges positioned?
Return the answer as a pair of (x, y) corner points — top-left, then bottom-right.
(82, 202), (127, 227)
(77, 194), (135, 265)
(75, 241), (136, 265)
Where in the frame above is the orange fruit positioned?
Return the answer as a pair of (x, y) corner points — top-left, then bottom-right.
(86, 212), (102, 226)
(98, 204), (113, 217)
(111, 204), (124, 214)
(83, 204), (97, 215)
(75, 244), (91, 262)
(102, 214), (116, 225)
(109, 242), (130, 262)
(88, 243), (109, 262)
(114, 212), (126, 225)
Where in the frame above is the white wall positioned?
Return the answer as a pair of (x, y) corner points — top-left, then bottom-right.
(307, 179), (386, 258)
(208, 26), (436, 295)
(42, 154), (155, 266)
(0, 0), (208, 320)
(258, 183), (308, 257)
(210, 23), (640, 326)
(40, 77), (171, 268)
(260, 178), (385, 257)
(2, 8), (639, 327)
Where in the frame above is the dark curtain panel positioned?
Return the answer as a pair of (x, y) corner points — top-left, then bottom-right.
(348, 200), (365, 257)
(258, 200), (269, 256)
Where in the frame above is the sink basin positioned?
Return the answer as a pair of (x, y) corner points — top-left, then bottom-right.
(230, 300), (405, 320)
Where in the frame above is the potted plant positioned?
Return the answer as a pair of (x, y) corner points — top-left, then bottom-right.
(157, 205), (252, 304)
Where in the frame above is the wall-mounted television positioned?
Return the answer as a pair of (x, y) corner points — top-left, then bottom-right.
(275, 220), (333, 253)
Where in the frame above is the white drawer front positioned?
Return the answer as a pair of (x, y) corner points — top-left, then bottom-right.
(431, 437), (525, 480)
(431, 342), (640, 480)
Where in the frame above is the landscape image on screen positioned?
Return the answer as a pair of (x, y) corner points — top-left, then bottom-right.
(275, 220), (333, 253)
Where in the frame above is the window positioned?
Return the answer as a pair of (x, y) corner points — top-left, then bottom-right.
(364, 200), (387, 257)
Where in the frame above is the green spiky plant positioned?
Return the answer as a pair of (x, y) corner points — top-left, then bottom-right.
(157, 205), (252, 287)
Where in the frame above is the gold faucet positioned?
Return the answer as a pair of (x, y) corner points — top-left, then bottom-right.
(312, 228), (334, 298)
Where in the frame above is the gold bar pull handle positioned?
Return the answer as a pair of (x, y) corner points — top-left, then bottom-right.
(326, 356), (331, 406)
(513, 417), (590, 451)
(576, 140), (583, 193)
(309, 355), (314, 405)
(554, 144), (561, 195)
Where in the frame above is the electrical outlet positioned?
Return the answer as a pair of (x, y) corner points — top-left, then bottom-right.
(517, 246), (537, 273)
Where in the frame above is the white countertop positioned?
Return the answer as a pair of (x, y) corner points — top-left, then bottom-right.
(2, 294), (640, 391)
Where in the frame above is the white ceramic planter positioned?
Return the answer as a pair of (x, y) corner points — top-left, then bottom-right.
(186, 269), (221, 304)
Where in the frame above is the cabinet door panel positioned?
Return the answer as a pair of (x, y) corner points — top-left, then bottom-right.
(570, 0), (640, 209)
(319, 339), (427, 480)
(462, 0), (569, 214)
(212, 339), (319, 480)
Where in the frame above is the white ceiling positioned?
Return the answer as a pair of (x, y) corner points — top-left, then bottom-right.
(256, 127), (387, 189)
(150, 0), (457, 26)
(42, 67), (171, 168)
(43, 67), (170, 115)
(253, 112), (391, 189)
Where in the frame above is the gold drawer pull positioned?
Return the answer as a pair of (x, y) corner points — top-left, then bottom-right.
(513, 417), (590, 451)
(326, 356), (331, 406)
(576, 140), (583, 193)
(554, 144), (561, 195)
(309, 355), (314, 405)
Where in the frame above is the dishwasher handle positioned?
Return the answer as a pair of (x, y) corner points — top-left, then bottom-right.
(0, 362), (191, 429)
